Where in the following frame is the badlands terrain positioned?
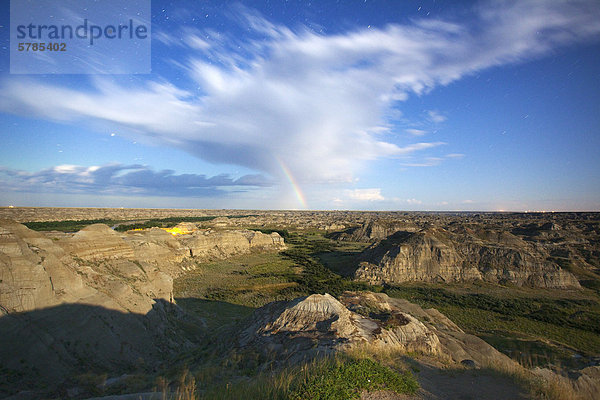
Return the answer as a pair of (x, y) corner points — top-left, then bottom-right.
(1, 207), (600, 399)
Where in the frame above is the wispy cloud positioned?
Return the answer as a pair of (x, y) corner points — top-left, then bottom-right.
(346, 188), (385, 201)
(405, 128), (428, 136)
(406, 198), (423, 205)
(1, 0), (599, 186)
(0, 164), (270, 197)
(427, 110), (447, 124)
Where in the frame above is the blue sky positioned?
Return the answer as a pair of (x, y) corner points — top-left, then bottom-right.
(1, 0), (599, 211)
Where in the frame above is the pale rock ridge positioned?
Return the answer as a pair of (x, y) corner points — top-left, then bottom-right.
(239, 292), (501, 366)
(63, 223), (136, 260)
(343, 292), (515, 369)
(356, 228), (581, 289)
(0, 219), (88, 313)
(181, 229), (286, 260)
(259, 294), (362, 339)
(0, 220), (190, 392)
(0, 220), (287, 396)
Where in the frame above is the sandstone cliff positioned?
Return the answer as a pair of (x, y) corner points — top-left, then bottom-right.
(0, 220), (286, 397)
(0, 220), (188, 393)
(180, 228), (285, 260)
(355, 228), (581, 289)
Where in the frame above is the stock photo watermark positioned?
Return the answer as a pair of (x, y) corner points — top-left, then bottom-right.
(10, 0), (151, 74)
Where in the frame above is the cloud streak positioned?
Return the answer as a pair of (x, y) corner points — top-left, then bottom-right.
(0, 164), (270, 197)
(346, 188), (385, 202)
(1, 0), (599, 185)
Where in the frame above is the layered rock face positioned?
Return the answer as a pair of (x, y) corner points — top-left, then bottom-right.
(0, 220), (187, 393)
(355, 228), (581, 289)
(0, 220), (286, 395)
(238, 291), (513, 369)
(0, 220), (286, 315)
(180, 229), (285, 260)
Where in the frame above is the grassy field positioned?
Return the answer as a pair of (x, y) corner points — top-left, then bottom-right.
(174, 251), (303, 311)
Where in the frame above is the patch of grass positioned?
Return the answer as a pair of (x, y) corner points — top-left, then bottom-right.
(198, 354), (417, 400)
(316, 241), (369, 277)
(477, 333), (583, 370)
(281, 233), (376, 297)
(289, 356), (418, 400)
(174, 251), (304, 310)
(483, 357), (580, 400)
(437, 305), (600, 354)
(174, 298), (254, 332)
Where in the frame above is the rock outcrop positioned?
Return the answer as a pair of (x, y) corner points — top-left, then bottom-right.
(181, 229), (285, 260)
(0, 220), (190, 395)
(0, 220), (286, 397)
(355, 228), (581, 289)
(62, 223), (136, 261)
(238, 292), (440, 365)
(238, 291), (513, 370)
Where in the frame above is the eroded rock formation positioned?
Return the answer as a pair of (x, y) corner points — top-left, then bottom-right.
(0, 219), (286, 396)
(238, 291), (513, 370)
(355, 228), (581, 289)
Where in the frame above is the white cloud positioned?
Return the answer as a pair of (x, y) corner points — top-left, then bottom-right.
(427, 110), (447, 124)
(406, 198), (422, 205)
(1, 0), (599, 186)
(405, 128), (427, 136)
(346, 188), (385, 201)
(184, 34), (211, 50)
(154, 30), (183, 47)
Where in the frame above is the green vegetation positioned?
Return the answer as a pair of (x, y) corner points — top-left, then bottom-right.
(281, 233), (376, 296)
(174, 251), (303, 311)
(385, 284), (600, 358)
(161, 353), (417, 400)
(289, 356), (418, 400)
(171, 231), (414, 399)
(385, 286), (600, 334)
(174, 232), (374, 314)
(23, 218), (118, 232)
